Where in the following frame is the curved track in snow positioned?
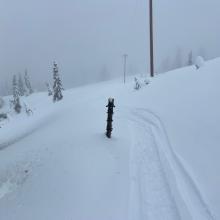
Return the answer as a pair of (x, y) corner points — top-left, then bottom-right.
(127, 108), (215, 220)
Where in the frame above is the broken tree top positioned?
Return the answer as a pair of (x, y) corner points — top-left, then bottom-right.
(106, 98), (115, 107)
(106, 98), (115, 138)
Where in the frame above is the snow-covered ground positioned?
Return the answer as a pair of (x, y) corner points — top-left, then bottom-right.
(0, 58), (220, 220)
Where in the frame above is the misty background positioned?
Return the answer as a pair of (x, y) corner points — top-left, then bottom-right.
(0, 0), (220, 95)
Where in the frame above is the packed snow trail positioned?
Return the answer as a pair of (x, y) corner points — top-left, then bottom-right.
(128, 108), (215, 220)
(128, 111), (181, 220)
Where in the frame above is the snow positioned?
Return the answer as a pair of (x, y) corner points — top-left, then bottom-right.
(0, 58), (220, 219)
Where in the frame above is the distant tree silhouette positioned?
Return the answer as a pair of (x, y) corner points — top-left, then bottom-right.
(12, 75), (21, 113)
(188, 51), (193, 66)
(18, 73), (26, 96)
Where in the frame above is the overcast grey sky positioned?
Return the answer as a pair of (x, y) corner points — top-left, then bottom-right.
(0, 0), (220, 93)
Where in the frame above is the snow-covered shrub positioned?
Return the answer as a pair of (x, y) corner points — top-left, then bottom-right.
(195, 56), (205, 69)
(0, 113), (7, 121)
(23, 102), (33, 116)
(134, 77), (150, 90)
(46, 82), (53, 96)
(144, 78), (150, 85)
(134, 77), (141, 90)
(0, 97), (4, 109)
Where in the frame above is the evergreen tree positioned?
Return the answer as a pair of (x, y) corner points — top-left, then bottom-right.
(18, 73), (26, 96)
(12, 75), (21, 113)
(46, 82), (53, 96)
(188, 51), (193, 66)
(24, 70), (34, 95)
(52, 62), (63, 102)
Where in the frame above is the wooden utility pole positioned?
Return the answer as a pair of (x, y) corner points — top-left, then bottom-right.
(123, 54), (128, 84)
(149, 0), (154, 77)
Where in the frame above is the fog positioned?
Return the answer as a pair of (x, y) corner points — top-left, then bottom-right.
(0, 0), (220, 94)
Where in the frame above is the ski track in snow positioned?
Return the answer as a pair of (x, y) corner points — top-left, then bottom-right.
(128, 111), (180, 220)
(0, 161), (34, 200)
(127, 108), (215, 220)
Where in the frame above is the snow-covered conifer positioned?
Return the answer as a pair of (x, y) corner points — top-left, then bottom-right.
(52, 62), (63, 102)
(24, 70), (33, 95)
(18, 73), (26, 96)
(12, 75), (21, 113)
(134, 77), (141, 90)
(188, 51), (193, 66)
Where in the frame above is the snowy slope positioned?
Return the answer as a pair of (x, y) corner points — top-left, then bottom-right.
(0, 58), (220, 220)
